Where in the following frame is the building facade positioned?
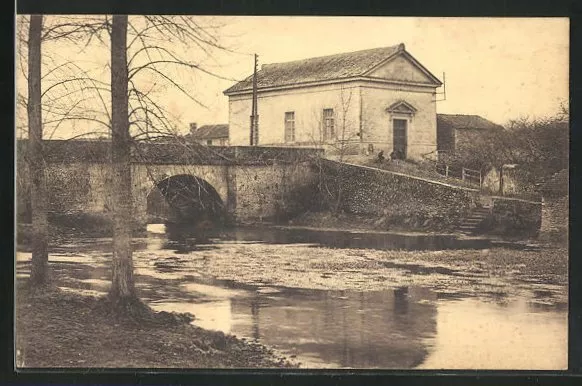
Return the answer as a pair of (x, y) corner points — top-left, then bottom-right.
(224, 44), (442, 160)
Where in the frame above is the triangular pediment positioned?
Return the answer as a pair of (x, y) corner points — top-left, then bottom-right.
(386, 100), (417, 114)
(365, 52), (441, 86)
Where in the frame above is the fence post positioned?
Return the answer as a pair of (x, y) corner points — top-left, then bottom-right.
(445, 165), (449, 177)
(461, 168), (466, 181)
(479, 171), (482, 189)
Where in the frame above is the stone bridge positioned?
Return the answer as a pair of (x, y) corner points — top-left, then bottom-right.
(16, 140), (323, 230)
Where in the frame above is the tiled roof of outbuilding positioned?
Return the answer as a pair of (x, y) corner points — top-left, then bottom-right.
(437, 114), (504, 131)
(189, 124), (229, 140)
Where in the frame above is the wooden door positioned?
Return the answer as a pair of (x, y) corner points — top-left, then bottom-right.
(392, 119), (407, 159)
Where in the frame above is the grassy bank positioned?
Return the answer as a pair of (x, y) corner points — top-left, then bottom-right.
(291, 209), (545, 239)
(332, 154), (478, 189)
(15, 283), (295, 368)
(291, 210), (459, 234)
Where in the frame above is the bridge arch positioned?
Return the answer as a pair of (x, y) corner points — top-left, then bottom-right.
(146, 174), (226, 226)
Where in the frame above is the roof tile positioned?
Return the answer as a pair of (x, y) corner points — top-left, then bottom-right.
(224, 45), (407, 94)
(189, 124), (229, 140)
(437, 114), (504, 130)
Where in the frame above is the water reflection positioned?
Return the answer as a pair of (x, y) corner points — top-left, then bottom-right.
(15, 223), (568, 369)
(225, 226), (489, 251)
(146, 223), (220, 253)
(229, 286), (438, 368)
(150, 223), (491, 252)
(147, 277), (566, 369)
(148, 281), (438, 368)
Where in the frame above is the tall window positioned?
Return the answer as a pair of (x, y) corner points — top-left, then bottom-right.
(323, 108), (335, 140)
(284, 111), (295, 142)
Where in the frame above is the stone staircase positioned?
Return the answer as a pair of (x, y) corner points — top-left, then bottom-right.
(457, 204), (493, 235)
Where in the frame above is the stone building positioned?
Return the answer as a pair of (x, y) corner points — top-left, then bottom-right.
(186, 123), (229, 146)
(224, 43), (442, 160)
(436, 113), (504, 155)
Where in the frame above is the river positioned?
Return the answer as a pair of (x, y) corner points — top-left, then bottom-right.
(15, 224), (568, 370)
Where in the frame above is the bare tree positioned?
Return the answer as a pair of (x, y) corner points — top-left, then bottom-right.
(108, 15), (137, 304)
(17, 15), (112, 288)
(27, 15), (49, 286)
(107, 16), (242, 306)
(452, 109), (568, 193)
(18, 14), (242, 311)
(332, 86), (360, 163)
(305, 85), (360, 213)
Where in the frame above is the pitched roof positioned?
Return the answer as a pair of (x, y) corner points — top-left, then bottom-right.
(224, 44), (441, 94)
(437, 114), (504, 131)
(189, 124), (229, 140)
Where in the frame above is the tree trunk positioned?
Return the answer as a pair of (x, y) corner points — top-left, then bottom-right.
(499, 166), (504, 196)
(27, 15), (49, 286)
(109, 15), (136, 300)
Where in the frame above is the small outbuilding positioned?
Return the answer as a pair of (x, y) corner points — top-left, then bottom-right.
(187, 123), (229, 146)
(436, 113), (504, 154)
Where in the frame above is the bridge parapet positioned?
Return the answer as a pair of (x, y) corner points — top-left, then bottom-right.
(133, 142), (234, 165)
(17, 139), (111, 163)
(231, 146), (323, 165)
(17, 139), (323, 166)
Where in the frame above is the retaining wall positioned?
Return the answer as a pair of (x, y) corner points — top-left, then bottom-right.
(539, 195), (568, 243)
(319, 160), (480, 229)
(488, 196), (542, 237)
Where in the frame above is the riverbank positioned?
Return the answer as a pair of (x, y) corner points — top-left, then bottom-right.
(290, 210), (458, 233)
(290, 209), (547, 241)
(15, 282), (296, 368)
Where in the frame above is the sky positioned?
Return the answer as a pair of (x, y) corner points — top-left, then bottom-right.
(16, 16), (569, 139)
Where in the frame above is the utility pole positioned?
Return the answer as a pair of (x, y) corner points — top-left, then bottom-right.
(435, 72), (447, 102)
(250, 53), (259, 146)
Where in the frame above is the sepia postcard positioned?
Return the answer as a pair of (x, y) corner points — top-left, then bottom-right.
(14, 16), (569, 370)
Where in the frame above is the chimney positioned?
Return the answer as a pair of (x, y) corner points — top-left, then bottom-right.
(189, 122), (197, 134)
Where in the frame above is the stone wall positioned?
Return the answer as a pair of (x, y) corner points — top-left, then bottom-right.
(231, 162), (319, 222)
(539, 195), (568, 243)
(319, 160), (479, 229)
(489, 196), (542, 237)
(16, 162), (99, 218)
(16, 161), (116, 233)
